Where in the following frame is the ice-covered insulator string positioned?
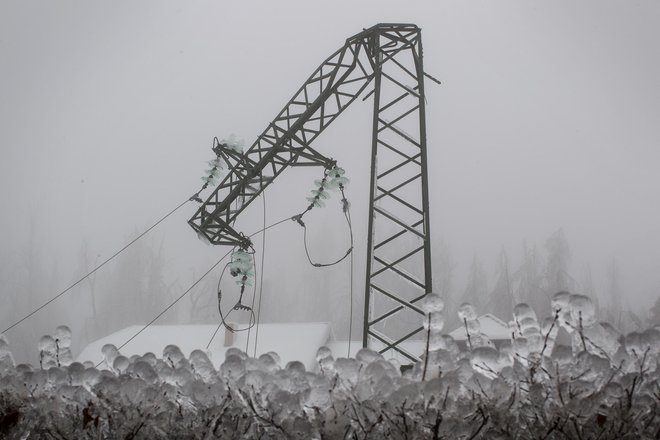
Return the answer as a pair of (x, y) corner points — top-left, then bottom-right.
(298, 165), (350, 217)
(292, 164), (353, 268)
(228, 249), (256, 300)
(190, 135), (245, 203)
(325, 165), (350, 190)
(209, 248), (258, 347)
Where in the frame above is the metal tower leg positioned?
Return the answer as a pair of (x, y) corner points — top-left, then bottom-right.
(363, 27), (432, 362)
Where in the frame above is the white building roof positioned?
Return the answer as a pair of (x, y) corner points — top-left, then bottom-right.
(77, 322), (331, 371)
(448, 313), (511, 341)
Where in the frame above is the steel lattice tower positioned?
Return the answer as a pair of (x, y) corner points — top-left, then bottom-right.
(363, 26), (432, 362)
(189, 24), (433, 361)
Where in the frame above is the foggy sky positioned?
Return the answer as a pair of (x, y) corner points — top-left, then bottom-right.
(1, 0), (659, 332)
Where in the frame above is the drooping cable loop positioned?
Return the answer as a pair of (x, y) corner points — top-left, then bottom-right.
(292, 164), (353, 268)
(89, 211), (292, 357)
(213, 260), (257, 334)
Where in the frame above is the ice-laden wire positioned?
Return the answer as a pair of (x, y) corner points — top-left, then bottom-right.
(306, 166), (350, 209)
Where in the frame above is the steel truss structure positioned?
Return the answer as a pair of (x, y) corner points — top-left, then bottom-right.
(189, 23), (434, 361)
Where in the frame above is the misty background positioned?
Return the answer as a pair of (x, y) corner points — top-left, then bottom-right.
(1, 1), (659, 363)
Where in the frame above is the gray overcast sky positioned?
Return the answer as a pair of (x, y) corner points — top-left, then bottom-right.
(1, 1), (659, 314)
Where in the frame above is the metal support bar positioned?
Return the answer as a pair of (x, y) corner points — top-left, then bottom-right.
(362, 26), (432, 360)
(189, 24), (434, 361)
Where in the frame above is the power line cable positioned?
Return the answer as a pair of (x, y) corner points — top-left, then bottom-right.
(245, 251), (259, 352)
(98, 212), (294, 362)
(206, 208), (289, 352)
(206, 260), (257, 349)
(206, 322), (223, 351)
(3, 198), (190, 335)
(99, 247), (234, 367)
(302, 225), (352, 267)
(297, 185), (355, 356)
(344, 191), (354, 358)
(253, 193), (267, 357)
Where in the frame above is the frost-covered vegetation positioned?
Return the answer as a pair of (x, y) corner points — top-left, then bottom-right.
(1, 293), (659, 439)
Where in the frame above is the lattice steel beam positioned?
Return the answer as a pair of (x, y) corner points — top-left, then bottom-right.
(363, 27), (432, 362)
(189, 24), (433, 360)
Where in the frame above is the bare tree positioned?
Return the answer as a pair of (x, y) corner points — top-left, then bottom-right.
(606, 258), (623, 329)
(462, 254), (488, 312)
(648, 295), (660, 327)
(432, 238), (455, 298)
(510, 240), (545, 320)
(486, 247), (514, 321)
(543, 228), (574, 296)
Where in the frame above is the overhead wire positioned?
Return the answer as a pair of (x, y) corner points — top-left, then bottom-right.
(207, 183), (355, 356)
(0, 188), (292, 360)
(342, 187), (355, 358)
(296, 183), (355, 357)
(206, 205), (287, 351)
(244, 251), (259, 352)
(216, 261), (256, 332)
(302, 225), (352, 267)
(297, 196), (353, 268)
(104, 203), (305, 362)
(3, 159), (355, 361)
(2, 198), (190, 335)
(253, 192), (267, 357)
(98, 246), (234, 367)
(4, 143), (357, 364)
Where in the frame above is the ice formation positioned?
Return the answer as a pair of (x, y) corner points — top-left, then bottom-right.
(0, 296), (659, 439)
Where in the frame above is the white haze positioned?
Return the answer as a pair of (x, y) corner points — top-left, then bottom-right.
(1, 1), (659, 361)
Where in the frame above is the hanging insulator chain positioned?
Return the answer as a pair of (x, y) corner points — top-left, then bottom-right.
(190, 134), (245, 202)
(291, 163), (351, 226)
(227, 248), (255, 311)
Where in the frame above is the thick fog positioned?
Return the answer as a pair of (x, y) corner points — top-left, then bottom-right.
(1, 0), (659, 363)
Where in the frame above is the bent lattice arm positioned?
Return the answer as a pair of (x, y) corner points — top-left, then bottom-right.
(190, 23), (434, 362)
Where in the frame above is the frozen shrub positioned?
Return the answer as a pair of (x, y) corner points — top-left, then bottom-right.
(54, 325), (73, 366)
(0, 292), (658, 438)
(514, 303), (537, 324)
(0, 334), (15, 375)
(112, 355), (130, 374)
(458, 302), (478, 322)
(354, 347), (382, 366)
(315, 346), (335, 375)
(220, 354), (246, 381)
(334, 357), (359, 386)
(189, 349), (216, 382)
(101, 343), (119, 370)
(258, 352), (280, 373)
(569, 294), (596, 327)
(38, 335), (57, 369)
(470, 346), (501, 378)
(130, 360), (158, 384)
(162, 344), (188, 369)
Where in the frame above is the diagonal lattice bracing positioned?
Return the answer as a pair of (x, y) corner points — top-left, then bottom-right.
(363, 27), (432, 362)
(189, 24), (433, 361)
